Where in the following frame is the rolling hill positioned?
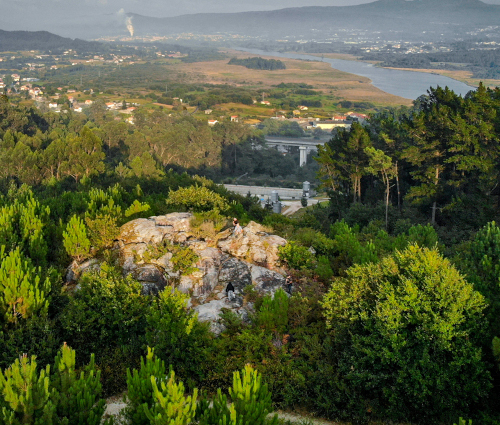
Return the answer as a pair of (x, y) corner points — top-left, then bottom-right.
(126, 0), (500, 41)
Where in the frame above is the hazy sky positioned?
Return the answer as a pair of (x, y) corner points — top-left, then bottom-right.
(1, 0), (500, 37)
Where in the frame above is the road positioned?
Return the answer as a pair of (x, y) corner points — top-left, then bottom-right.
(281, 198), (328, 216)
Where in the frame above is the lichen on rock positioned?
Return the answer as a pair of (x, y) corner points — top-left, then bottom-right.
(67, 212), (289, 332)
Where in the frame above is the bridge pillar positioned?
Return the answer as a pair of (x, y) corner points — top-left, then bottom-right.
(299, 146), (307, 167)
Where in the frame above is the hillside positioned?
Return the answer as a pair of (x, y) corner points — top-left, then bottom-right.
(0, 29), (102, 52)
(126, 0), (500, 41)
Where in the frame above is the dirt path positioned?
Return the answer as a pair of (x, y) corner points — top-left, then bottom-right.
(276, 410), (341, 424)
(103, 399), (341, 425)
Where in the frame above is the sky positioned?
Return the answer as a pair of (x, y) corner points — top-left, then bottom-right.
(1, 0), (500, 37)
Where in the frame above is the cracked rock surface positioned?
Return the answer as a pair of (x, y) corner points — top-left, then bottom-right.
(67, 212), (288, 333)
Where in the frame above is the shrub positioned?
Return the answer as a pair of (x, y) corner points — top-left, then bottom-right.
(322, 245), (491, 422)
(146, 289), (211, 388)
(60, 264), (148, 394)
(278, 242), (314, 270)
(256, 289), (289, 334)
(166, 185), (229, 213)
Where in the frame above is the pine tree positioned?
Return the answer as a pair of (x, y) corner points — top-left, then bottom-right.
(316, 122), (371, 203)
(0, 247), (50, 325)
(0, 354), (55, 425)
(124, 347), (166, 425)
(143, 372), (198, 425)
(229, 365), (277, 425)
(63, 215), (91, 263)
(51, 343), (106, 425)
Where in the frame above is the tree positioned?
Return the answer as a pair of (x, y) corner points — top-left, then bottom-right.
(61, 127), (105, 183)
(369, 109), (408, 210)
(124, 347), (166, 425)
(400, 86), (492, 224)
(144, 372), (197, 425)
(316, 122), (372, 203)
(197, 365), (278, 425)
(145, 289), (211, 388)
(256, 289), (289, 334)
(322, 245), (490, 422)
(63, 215), (91, 263)
(365, 146), (396, 229)
(0, 247), (50, 326)
(0, 344), (108, 425)
(51, 343), (106, 425)
(60, 265), (148, 393)
(0, 354), (54, 424)
(462, 221), (500, 345)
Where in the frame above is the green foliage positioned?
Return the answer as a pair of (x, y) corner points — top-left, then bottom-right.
(125, 199), (151, 217)
(124, 347), (167, 425)
(228, 57), (286, 70)
(278, 242), (314, 270)
(144, 372), (198, 425)
(83, 187), (123, 252)
(407, 223), (438, 248)
(51, 343), (106, 425)
(198, 365), (277, 425)
(60, 264), (148, 394)
(0, 186), (50, 267)
(0, 354), (54, 425)
(146, 289), (211, 388)
(256, 289), (289, 334)
(229, 365), (277, 425)
(171, 246), (199, 276)
(166, 185), (229, 213)
(190, 211), (228, 243)
(0, 344), (107, 425)
(322, 244), (490, 422)
(0, 247), (51, 326)
(463, 221), (500, 345)
(84, 214), (119, 252)
(63, 215), (91, 263)
(493, 337), (500, 371)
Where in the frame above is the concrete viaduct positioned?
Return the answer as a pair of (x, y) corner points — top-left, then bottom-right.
(264, 137), (328, 166)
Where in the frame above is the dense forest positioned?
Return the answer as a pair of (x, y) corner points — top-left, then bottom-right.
(1, 84), (500, 424)
(228, 57), (286, 71)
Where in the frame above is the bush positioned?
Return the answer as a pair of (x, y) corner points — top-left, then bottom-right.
(146, 289), (212, 389)
(166, 185), (229, 213)
(60, 264), (148, 394)
(278, 242), (314, 270)
(322, 245), (491, 422)
(256, 289), (289, 334)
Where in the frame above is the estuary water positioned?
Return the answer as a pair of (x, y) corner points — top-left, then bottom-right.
(236, 48), (475, 100)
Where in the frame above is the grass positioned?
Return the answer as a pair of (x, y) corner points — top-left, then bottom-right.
(170, 50), (413, 107)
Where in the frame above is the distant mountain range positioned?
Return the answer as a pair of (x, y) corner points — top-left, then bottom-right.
(126, 0), (500, 41)
(0, 30), (101, 52)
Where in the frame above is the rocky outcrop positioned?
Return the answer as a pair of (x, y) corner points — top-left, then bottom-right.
(68, 212), (289, 333)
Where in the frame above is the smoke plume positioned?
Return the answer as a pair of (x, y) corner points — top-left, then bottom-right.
(116, 9), (134, 37)
(125, 16), (134, 36)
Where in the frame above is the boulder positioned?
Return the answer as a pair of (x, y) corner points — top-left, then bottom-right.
(217, 221), (286, 270)
(67, 213), (290, 333)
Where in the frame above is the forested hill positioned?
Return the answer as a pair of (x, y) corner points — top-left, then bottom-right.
(127, 0), (500, 41)
(0, 29), (102, 52)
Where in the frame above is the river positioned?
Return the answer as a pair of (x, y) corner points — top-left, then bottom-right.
(235, 48), (475, 100)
